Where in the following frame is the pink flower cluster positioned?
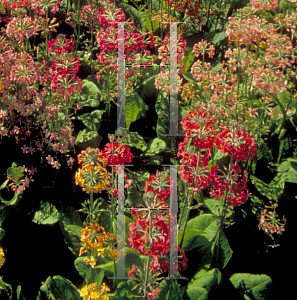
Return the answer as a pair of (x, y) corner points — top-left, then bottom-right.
(40, 34), (82, 100)
(6, 15), (38, 41)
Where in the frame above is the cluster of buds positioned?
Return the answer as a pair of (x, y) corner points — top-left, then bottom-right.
(78, 282), (110, 300)
(178, 109), (256, 207)
(75, 148), (110, 194)
(128, 171), (188, 299)
(79, 223), (121, 267)
(258, 200), (287, 235)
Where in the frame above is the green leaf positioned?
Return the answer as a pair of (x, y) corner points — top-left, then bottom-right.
(77, 110), (104, 131)
(178, 214), (218, 252)
(59, 206), (83, 256)
(16, 285), (25, 300)
(0, 179), (9, 190)
(121, 130), (147, 152)
(113, 281), (138, 300)
(126, 93), (147, 130)
(211, 31), (228, 46)
(0, 228), (5, 240)
(189, 268), (222, 293)
(155, 279), (183, 300)
(32, 202), (59, 225)
(98, 247), (144, 278)
(80, 79), (100, 107)
(0, 191), (20, 206)
(0, 205), (9, 227)
(229, 273), (272, 300)
(37, 276), (80, 300)
(75, 128), (102, 148)
(0, 276), (13, 300)
(115, 0), (146, 31)
(182, 48), (195, 74)
(217, 232), (233, 269)
(250, 175), (284, 200)
(74, 256), (88, 278)
(277, 158), (297, 183)
(85, 267), (105, 287)
(187, 286), (208, 300)
(143, 137), (166, 156)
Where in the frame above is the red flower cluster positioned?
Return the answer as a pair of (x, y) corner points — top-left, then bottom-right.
(129, 171), (188, 276)
(178, 109), (256, 207)
(100, 140), (133, 166)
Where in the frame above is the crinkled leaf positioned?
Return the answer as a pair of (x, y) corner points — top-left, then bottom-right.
(80, 79), (100, 107)
(77, 110), (104, 131)
(37, 276), (80, 300)
(32, 202), (59, 225)
(121, 130), (147, 152)
(155, 279), (183, 300)
(126, 93), (147, 130)
(144, 137), (166, 156)
(187, 286), (208, 300)
(189, 268), (222, 293)
(75, 128), (102, 148)
(230, 273), (272, 300)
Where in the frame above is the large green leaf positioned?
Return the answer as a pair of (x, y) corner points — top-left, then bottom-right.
(126, 93), (147, 130)
(155, 279), (183, 300)
(80, 79), (100, 107)
(229, 273), (272, 300)
(277, 158), (297, 183)
(189, 268), (222, 293)
(85, 267), (105, 287)
(75, 128), (102, 148)
(143, 137), (166, 156)
(187, 286), (208, 300)
(59, 206), (83, 256)
(178, 214), (218, 252)
(77, 110), (104, 131)
(98, 247), (144, 278)
(32, 202), (59, 225)
(250, 175), (284, 200)
(121, 130), (147, 152)
(37, 276), (80, 300)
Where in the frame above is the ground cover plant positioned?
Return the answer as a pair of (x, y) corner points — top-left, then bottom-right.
(0, 0), (296, 299)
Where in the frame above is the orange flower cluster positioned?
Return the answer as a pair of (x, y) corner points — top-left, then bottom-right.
(79, 223), (122, 263)
(75, 147), (109, 193)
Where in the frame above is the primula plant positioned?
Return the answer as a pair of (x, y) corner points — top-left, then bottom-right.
(0, 0), (295, 300)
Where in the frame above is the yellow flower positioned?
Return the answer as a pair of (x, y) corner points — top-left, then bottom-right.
(0, 247), (5, 268)
(0, 80), (3, 93)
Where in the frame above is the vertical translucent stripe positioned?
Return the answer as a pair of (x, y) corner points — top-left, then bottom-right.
(169, 22), (178, 136)
(163, 165), (187, 280)
(169, 165), (178, 278)
(117, 22), (125, 136)
(108, 165), (128, 279)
